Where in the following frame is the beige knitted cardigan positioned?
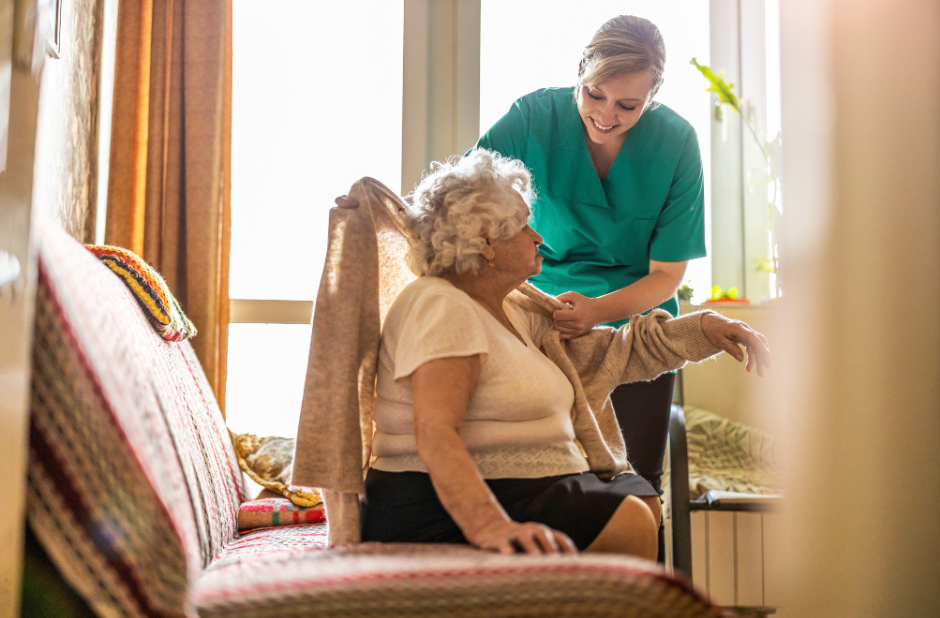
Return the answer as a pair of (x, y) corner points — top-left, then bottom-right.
(291, 177), (721, 545)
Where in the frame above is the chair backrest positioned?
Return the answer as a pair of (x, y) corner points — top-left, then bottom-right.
(27, 220), (245, 616)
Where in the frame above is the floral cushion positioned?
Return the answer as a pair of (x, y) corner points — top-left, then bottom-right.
(230, 432), (322, 507)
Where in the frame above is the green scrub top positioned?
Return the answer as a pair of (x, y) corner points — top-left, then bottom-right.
(473, 87), (706, 327)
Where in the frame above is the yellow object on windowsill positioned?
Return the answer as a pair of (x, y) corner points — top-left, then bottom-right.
(702, 285), (751, 305)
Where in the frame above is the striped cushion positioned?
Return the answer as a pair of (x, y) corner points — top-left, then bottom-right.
(28, 221), (245, 616)
(195, 542), (730, 617)
(85, 244), (197, 342)
(238, 499), (326, 531)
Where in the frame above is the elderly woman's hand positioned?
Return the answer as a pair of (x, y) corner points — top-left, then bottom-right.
(553, 291), (602, 340)
(700, 312), (772, 377)
(471, 519), (577, 556)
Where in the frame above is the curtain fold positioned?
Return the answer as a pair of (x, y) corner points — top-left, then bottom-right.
(106, 0), (232, 414)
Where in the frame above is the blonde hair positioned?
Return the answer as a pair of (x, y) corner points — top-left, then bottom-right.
(577, 15), (666, 94)
(405, 149), (533, 277)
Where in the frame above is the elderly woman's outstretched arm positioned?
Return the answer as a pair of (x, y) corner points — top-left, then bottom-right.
(521, 303), (771, 385)
(411, 354), (578, 556)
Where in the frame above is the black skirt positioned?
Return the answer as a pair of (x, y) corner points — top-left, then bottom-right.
(360, 468), (657, 551)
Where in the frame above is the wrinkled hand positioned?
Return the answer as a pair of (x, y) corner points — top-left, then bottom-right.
(700, 312), (772, 377)
(335, 195), (359, 209)
(471, 520), (577, 556)
(553, 292), (601, 340)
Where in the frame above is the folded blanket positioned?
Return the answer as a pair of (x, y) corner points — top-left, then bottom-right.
(683, 406), (782, 500)
(86, 245), (197, 342)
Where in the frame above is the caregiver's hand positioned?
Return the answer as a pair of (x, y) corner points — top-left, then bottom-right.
(335, 195), (359, 209)
(553, 291), (601, 340)
(700, 312), (772, 377)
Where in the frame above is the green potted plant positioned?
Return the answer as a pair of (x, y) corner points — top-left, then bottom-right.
(691, 58), (782, 298)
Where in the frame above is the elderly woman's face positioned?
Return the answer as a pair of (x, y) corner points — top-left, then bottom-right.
(492, 196), (543, 281)
(577, 70), (656, 147)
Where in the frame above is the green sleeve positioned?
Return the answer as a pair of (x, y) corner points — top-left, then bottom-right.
(468, 98), (529, 159)
(649, 129), (707, 262)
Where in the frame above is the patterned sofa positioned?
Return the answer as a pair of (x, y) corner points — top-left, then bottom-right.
(25, 220), (728, 617)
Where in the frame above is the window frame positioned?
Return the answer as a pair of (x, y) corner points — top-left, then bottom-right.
(227, 0), (781, 324)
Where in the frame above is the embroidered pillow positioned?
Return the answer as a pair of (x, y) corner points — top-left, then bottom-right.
(229, 431), (322, 507)
(238, 497), (326, 531)
(85, 245), (197, 342)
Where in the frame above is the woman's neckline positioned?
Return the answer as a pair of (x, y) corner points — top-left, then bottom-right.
(428, 276), (530, 347)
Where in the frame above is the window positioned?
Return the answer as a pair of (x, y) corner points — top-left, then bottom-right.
(226, 1), (783, 437)
(709, 0), (782, 301)
(227, 0), (404, 437)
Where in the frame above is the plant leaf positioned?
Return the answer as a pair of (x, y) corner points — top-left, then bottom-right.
(691, 57), (740, 112)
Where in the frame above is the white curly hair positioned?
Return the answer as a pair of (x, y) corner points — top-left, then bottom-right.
(405, 149), (535, 277)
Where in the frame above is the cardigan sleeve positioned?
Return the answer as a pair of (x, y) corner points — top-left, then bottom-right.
(562, 310), (721, 387)
(612, 310), (720, 384)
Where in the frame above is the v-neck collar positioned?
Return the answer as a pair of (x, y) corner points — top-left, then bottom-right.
(435, 278), (532, 349)
(472, 297), (532, 350)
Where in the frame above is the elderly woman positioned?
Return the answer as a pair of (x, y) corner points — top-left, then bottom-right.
(357, 149), (770, 558)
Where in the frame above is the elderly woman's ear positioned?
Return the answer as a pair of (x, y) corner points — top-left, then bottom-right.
(481, 240), (496, 262)
(335, 195), (359, 209)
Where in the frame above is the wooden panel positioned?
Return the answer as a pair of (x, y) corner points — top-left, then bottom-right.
(762, 511), (787, 609)
(706, 511), (736, 606)
(0, 2), (43, 613)
(735, 512), (764, 607)
(229, 298), (313, 324)
(690, 510), (708, 591)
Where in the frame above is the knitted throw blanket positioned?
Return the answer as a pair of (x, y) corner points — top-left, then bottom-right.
(684, 406), (782, 500)
(86, 245), (197, 342)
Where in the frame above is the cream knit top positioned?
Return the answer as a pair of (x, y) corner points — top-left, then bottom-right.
(371, 276), (590, 478)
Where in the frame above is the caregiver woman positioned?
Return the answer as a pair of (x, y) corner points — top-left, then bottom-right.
(472, 15), (704, 555)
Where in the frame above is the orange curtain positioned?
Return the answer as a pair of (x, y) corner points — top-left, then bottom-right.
(106, 0), (233, 414)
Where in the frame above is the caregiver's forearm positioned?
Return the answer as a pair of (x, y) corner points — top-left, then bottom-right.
(593, 262), (686, 323)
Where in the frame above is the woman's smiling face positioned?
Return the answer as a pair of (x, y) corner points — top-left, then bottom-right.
(577, 70), (657, 146)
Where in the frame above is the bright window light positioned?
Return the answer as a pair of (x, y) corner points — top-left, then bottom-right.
(225, 323), (312, 438)
(230, 0), (404, 302)
(480, 0), (712, 304)
(227, 1), (403, 437)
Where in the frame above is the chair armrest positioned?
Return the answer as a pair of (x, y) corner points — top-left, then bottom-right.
(668, 404), (694, 578)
